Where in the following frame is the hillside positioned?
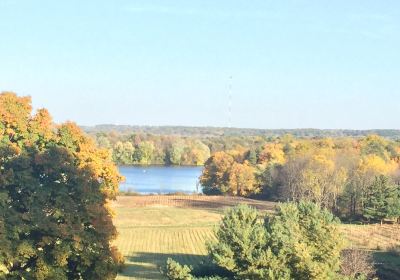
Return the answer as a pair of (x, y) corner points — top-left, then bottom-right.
(82, 125), (400, 139)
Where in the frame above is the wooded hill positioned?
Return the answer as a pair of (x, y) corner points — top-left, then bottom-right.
(82, 125), (400, 139)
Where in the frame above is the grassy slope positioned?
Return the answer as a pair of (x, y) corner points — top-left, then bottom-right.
(113, 196), (400, 280)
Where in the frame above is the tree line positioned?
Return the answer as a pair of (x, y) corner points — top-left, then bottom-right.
(92, 132), (271, 166)
(84, 124), (400, 139)
(200, 135), (400, 222)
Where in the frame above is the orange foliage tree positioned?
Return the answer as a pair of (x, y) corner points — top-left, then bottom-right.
(0, 92), (123, 279)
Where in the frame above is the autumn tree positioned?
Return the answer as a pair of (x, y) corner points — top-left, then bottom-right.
(0, 92), (123, 279)
(257, 143), (285, 165)
(183, 140), (210, 166)
(278, 151), (347, 211)
(200, 152), (234, 194)
(228, 163), (257, 196)
(341, 154), (397, 218)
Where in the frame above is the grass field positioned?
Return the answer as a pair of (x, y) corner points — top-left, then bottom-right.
(113, 196), (400, 280)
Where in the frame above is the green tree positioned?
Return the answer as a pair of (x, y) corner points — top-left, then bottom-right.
(246, 149), (257, 165)
(362, 175), (400, 223)
(0, 93), (123, 279)
(208, 202), (345, 280)
(167, 140), (185, 165)
(113, 141), (135, 164)
(267, 202), (345, 280)
(133, 141), (154, 164)
(360, 135), (390, 161)
(208, 205), (288, 280)
(97, 134), (112, 149)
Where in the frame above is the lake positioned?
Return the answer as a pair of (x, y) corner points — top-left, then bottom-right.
(118, 166), (203, 194)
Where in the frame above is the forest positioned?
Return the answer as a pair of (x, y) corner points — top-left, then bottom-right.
(199, 135), (400, 222)
(86, 126), (400, 223)
(87, 125), (400, 223)
(86, 127), (400, 169)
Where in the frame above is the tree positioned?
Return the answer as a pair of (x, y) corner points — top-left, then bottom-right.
(96, 135), (112, 149)
(228, 163), (257, 196)
(278, 153), (347, 210)
(133, 141), (154, 164)
(167, 140), (185, 165)
(200, 152), (234, 194)
(186, 141), (210, 166)
(343, 155), (398, 218)
(208, 205), (287, 280)
(266, 202), (345, 280)
(362, 175), (400, 223)
(113, 141), (135, 164)
(360, 135), (390, 161)
(208, 202), (345, 280)
(0, 93), (123, 279)
(245, 149), (257, 165)
(257, 143), (285, 165)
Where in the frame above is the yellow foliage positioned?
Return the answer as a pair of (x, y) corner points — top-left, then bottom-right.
(228, 162), (257, 196)
(258, 143), (286, 165)
(358, 154), (397, 176)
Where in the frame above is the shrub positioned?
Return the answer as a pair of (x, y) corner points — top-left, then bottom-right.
(166, 258), (193, 280)
(165, 259), (229, 280)
(340, 249), (376, 279)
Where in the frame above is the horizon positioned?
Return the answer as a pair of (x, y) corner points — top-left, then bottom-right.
(1, 1), (400, 129)
(82, 123), (400, 131)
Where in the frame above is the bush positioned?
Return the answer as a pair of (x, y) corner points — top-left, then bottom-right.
(166, 258), (193, 280)
(340, 249), (376, 279)
(165, 259), (229, 280)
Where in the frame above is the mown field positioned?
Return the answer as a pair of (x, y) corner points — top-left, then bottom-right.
(113, 196), (400, 280)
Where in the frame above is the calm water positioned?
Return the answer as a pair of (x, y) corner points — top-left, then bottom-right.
(118, 166), (203, 194)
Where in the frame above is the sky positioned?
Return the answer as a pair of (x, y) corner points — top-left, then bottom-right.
(1, 0), (399, 129)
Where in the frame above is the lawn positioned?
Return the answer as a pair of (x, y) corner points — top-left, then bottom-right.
(113, 196), (400, 280)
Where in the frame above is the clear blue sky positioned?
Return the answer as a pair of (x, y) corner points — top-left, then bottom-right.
(1, 1), (399, 129)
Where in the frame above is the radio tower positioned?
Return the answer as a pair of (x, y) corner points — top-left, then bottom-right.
(228, 75), (232, 128)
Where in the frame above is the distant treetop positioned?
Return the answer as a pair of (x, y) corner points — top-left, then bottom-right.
(82, 125), (400, 139)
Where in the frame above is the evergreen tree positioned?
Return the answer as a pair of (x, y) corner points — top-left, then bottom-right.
(363, 175), (400, 223)
(208, 202), (345, 280)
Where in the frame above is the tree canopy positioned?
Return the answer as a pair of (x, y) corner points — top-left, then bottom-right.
(199, 135), (400, 222)
(0, 92), (123, 279)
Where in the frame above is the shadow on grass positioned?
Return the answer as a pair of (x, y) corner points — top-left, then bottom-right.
(373, 251), (400, 280)
(171, 198), (276, 211)
(119, 252), (231, 279)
